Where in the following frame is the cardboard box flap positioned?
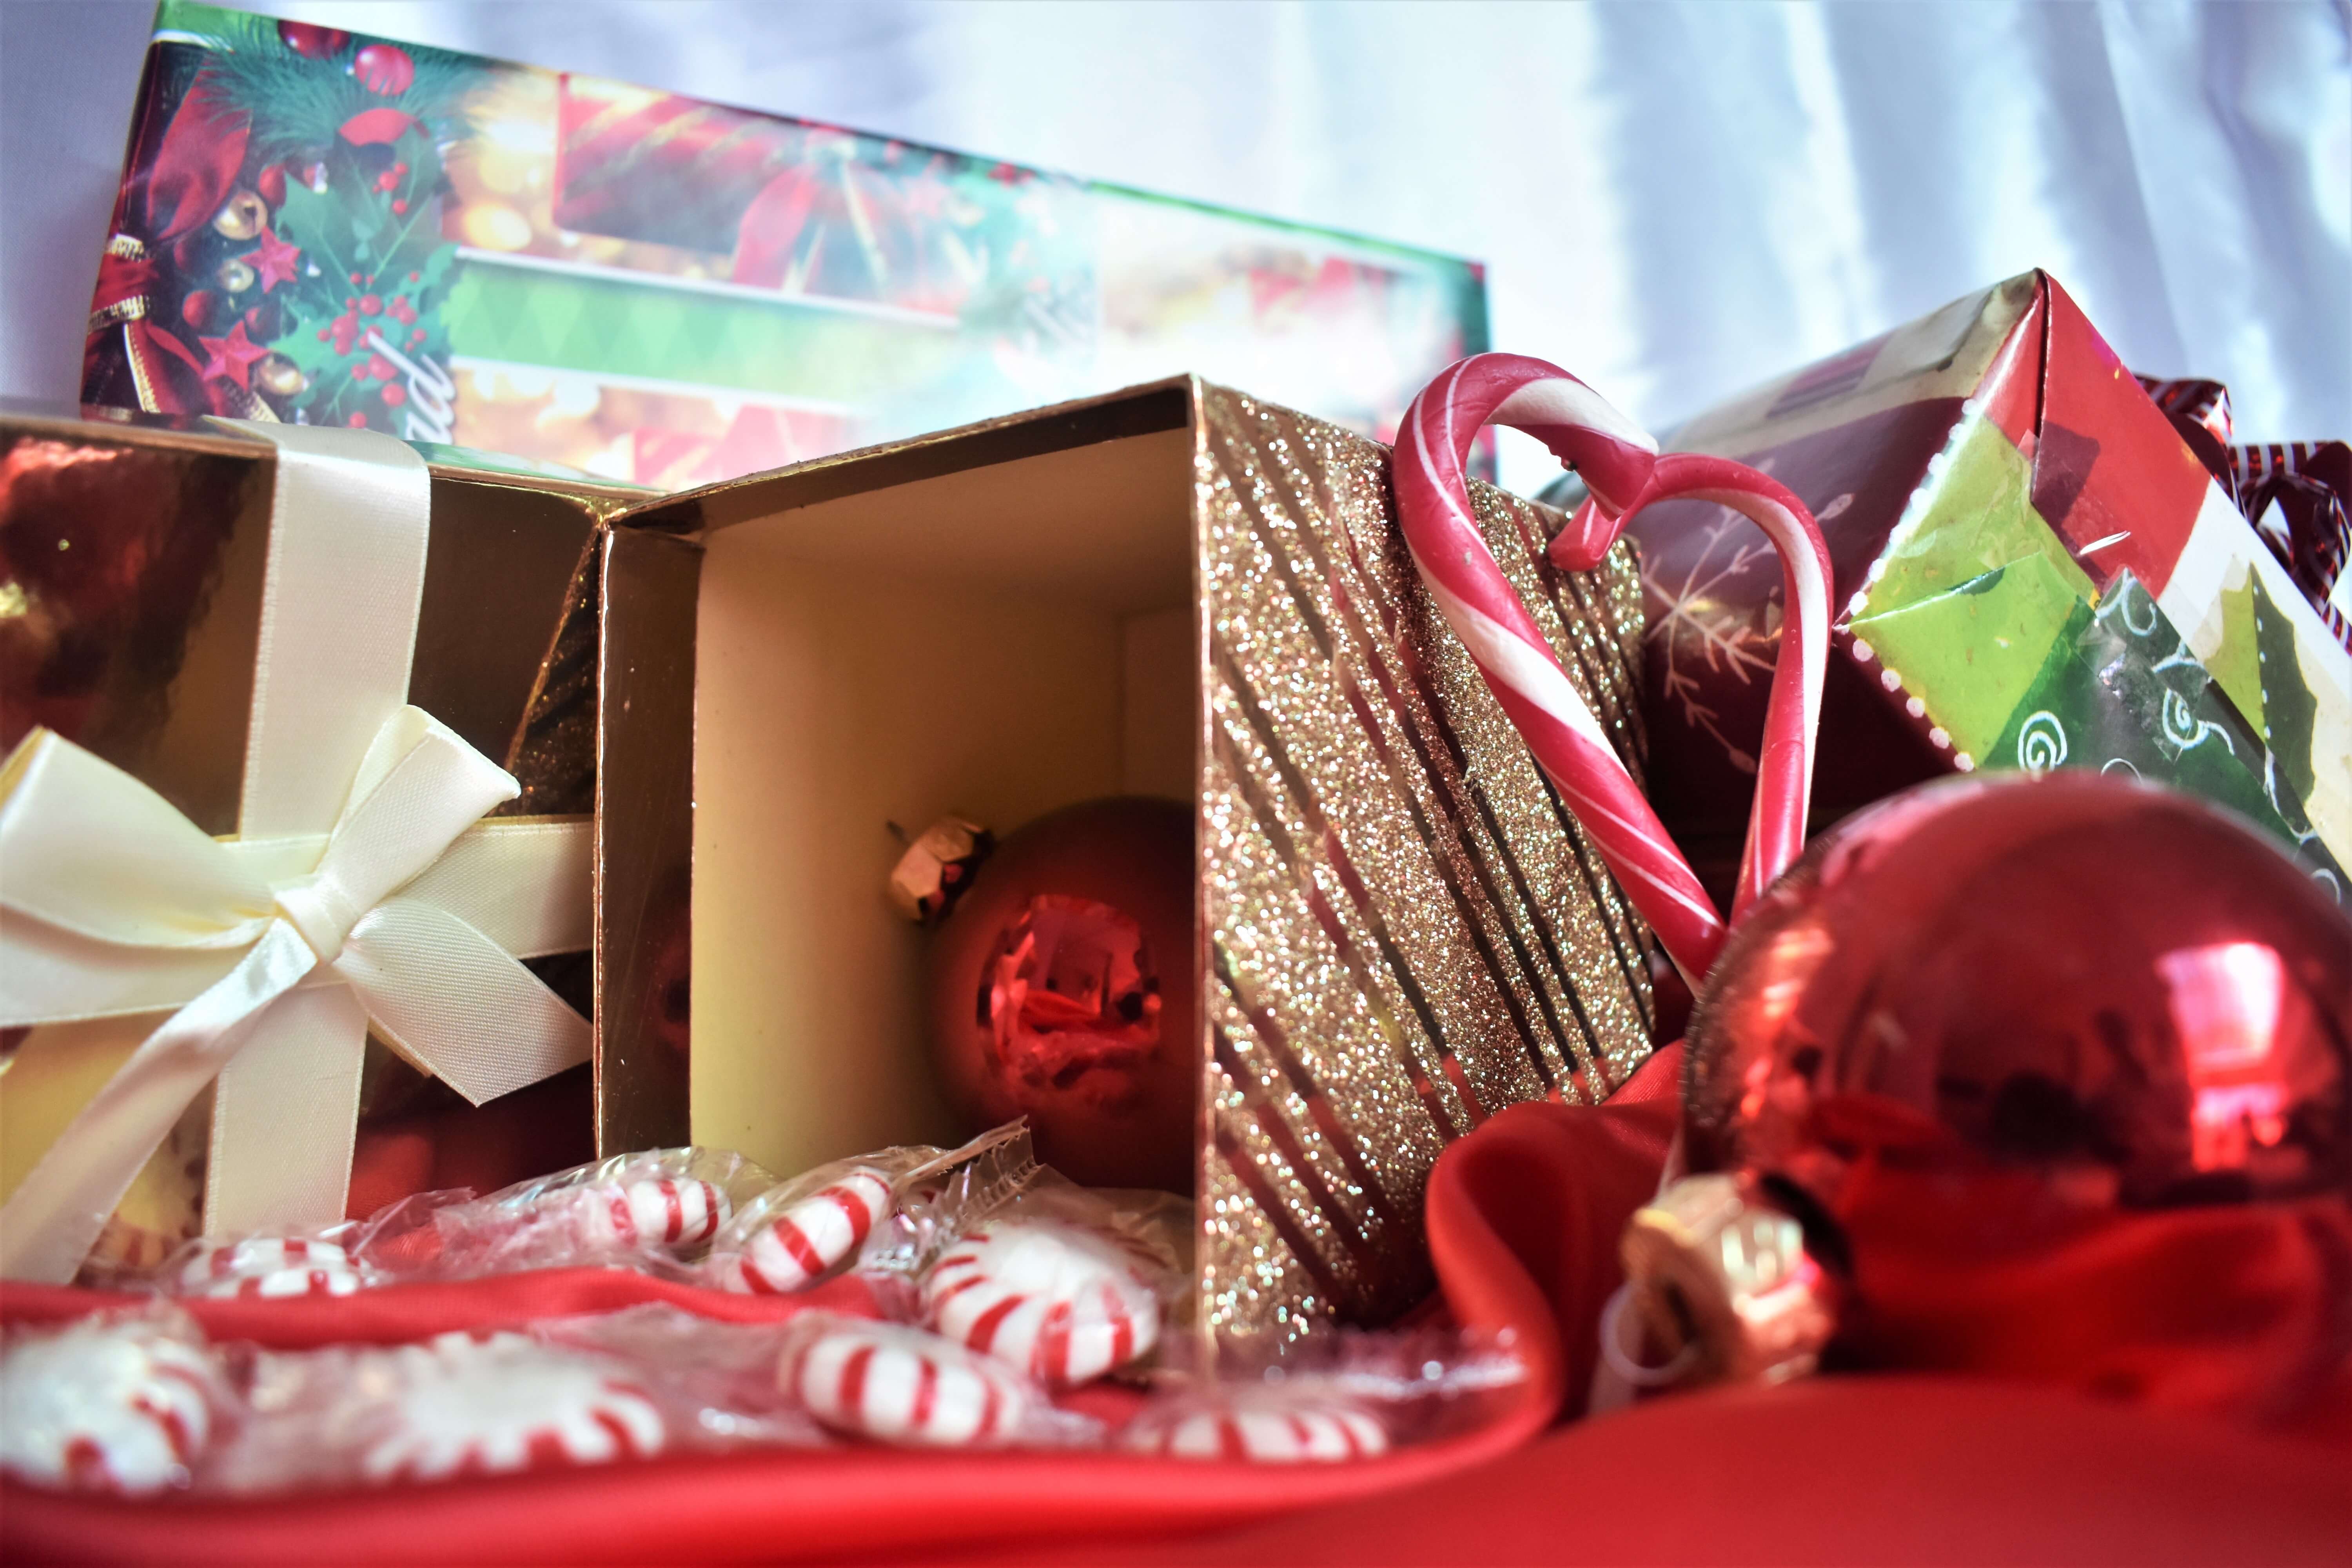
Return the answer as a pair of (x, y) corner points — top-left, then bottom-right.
(613, 379), (1198, 537)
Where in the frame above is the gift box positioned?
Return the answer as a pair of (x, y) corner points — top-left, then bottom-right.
(588, 378), (1659, 1348)
(1603, 271), (2350, 905)
(0, 404), (643, 1282)
(82, 2), (1491, 491)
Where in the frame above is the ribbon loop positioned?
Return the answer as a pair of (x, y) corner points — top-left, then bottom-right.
(338, 899), (590, 1105)
(0, 705), (565, 1278)
(269, 709), (521, 964)
(0, 731), (274, 952)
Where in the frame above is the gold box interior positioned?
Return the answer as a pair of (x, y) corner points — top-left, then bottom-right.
(691, 426), (1199, 1175)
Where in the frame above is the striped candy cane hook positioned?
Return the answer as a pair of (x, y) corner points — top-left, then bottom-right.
(1391, 354), (1832, 984)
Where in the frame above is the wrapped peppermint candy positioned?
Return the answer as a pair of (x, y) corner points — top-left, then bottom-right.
(705, 1122), (1036, 1297)
(218, 1330), (668, 1490)
(1120, 1395), (1389, 1462)
(423, 1146), (776, 1279)
(146, 1205), (411, 1302)
(173, 1235), (370, 1299)
(776, 1313), (1091, 1450)
(915, 1182), (1189, 1388)
(356, 1332), (665, 1483)
(0, 1307), (231, 1494)
(1123, 1322), (1529, 1464)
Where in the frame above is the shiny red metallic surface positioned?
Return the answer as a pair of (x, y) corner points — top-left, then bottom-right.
(1686, 773), (2352, 1221)
(926, 798), (1196, 1193)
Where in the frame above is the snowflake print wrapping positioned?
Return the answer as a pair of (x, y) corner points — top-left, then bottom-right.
(0, 1311), (227, 1494)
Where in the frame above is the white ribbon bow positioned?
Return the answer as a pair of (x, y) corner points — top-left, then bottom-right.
(0, 422), (590, 1283)
(0, 715), (589, 1282)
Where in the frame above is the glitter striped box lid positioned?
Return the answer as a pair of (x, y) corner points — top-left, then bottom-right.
(594, 378), (1660, 1348)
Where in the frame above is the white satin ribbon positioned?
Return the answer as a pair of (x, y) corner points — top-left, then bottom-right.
(0, 423), (591, 1282)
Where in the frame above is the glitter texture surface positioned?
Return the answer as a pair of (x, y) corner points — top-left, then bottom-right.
(1194, 386), (1656, 1348)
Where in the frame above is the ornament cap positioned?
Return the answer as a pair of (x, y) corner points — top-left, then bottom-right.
(1620, 1173), (1836, 1387)
(887, 816), (994, 924)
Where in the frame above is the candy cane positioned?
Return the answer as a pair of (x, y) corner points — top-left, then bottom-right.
(1392, 354), (1831, 982)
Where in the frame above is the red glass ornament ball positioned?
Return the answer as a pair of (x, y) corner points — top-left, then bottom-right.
(1684, 772), (2351, 1231)
(352, 43), (416, 96)
(278, 22), (350, 58)
(926, 797), (1194, 1192)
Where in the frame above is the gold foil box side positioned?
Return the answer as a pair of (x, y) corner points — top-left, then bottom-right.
(0, 408), (617, 1249)
(1192, 385), (1656, 1348)
(593, 527), (701, 1158)
(0, 424), (267, 835)
(0, 411), (616, 833)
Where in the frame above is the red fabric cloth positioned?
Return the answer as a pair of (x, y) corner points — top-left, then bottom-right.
(0, 1052), (1678, 1564)
(7, 1042), (2346, 1564)
(1834, 1164), (2352, 1433)
(988, 1377), (2351, 1568)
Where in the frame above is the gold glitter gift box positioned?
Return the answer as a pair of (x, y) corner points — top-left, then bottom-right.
(596, 379), (1661, 1347)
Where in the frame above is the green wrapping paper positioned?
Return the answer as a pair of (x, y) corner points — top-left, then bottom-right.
(1613, 272), (2349, 907)
(1975, 572), (2347, 887)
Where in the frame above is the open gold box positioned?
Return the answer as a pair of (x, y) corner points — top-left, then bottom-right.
(595, 379), (1661, 1347)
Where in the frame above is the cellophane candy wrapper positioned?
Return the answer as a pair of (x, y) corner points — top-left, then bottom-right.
(3, 1281), (1524, 1499)
(1123, 1325), (1530, 1462)
(419, 1146), (779, 1280)
(704, 1122), (1037, 1297)
(131, 1185), (472, 1299)
(125, 1148), (777, 1298)
(207, 1307), (857, 1492)
(0, 1304), (234, 1495)
(7, 1125), (1529, 1497)
(894, 1177), (1194, 1388)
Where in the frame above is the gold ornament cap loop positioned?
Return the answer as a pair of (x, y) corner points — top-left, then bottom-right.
(1619, 1172), (1837, 1387)
(887, 816), (995, 925)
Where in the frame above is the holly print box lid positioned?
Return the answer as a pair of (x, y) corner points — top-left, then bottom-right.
(83, 2), (1491, 488)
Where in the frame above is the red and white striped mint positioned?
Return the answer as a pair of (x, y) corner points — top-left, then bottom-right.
(358, 1331), (664, 1484)
(1121, 1399), (1388, 1463)
(922, 1216), (1161, 1386)
(176, 1236), (366, 1299)
(561, 1177), (730, 1253)
(0, 1316), (222, 1494)
(715, 1167), (894, 1294)
(784, 1318), (1032, 1448)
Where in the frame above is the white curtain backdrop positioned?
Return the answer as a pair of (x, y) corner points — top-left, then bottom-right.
(4, 0), (2345, 496)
